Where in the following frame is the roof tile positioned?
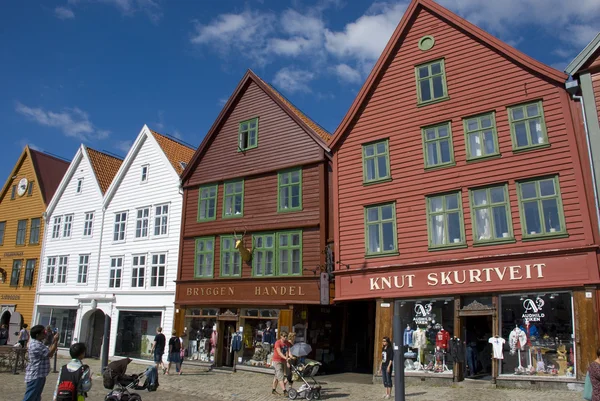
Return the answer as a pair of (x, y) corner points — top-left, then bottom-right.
(86, 147), (123, 194)
(150, 130), (196, 175)
(29, 149), (70, 204)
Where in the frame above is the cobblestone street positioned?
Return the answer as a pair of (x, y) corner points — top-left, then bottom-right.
(1, 357), (587, 401)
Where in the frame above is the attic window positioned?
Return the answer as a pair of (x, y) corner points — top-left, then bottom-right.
(76, 178), (83, 194)
(27, 181), (35, 197)
(11, 185), (16, 200)
(238, 118), (258, 151)
(141, 165), (149, 182)
(179, 161), (187, 170)
(418, 35), (435, 51)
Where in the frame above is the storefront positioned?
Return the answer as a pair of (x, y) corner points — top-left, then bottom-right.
(335, 251), (600, 383)
(37, 307), (78, 348)
(115, 311), (163, 360)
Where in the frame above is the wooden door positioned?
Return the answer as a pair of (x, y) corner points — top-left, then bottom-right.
(278, 309), (293, 335)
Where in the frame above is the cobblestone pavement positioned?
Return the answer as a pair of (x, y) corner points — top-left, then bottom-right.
(2, 357), (585, 401)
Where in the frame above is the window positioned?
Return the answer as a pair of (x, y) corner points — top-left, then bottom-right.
(427, 192), (465, 248)
(179, 161), (187, 170)
(24, 259), (35, 286)
(220, 236), (241, 277)
(10, 260), (22, 286)
(141, 165), (149, 182)
(131, 255), (146, 288)
(253, 234), (275, 276)
(135, 208), (149, 238)
(11, 185), (16, 200)
(76, 178), (83, 194)
(29, 218), (40, 244)
(278, 231), (302, 275)
(46, 257), (56, 284)
(362, 140), (391, 183)
(150, 254), (166, 287)
(508, 101), (548, 150)
(194, 237), (214, 278)
(63, 214), (73, 238)
(464, 113), (499, 160)
(52, 216), (62, 239)
(517, 176), (566, 238)
(278, 169), (302, 212)
(113, 212), (127, 241)
(423, 123), (454, 168)
(57, 256), (68, 284)
(109, 257), (123, 288)
(154, 205), (169, 236)
(239, 118), (258, 151)
(223, 181), (244, 218)
(416, 59), (448, 104)
(0, 221), (5, 245)
(83, 212), (94, 237)
(16, 220), (27, 245)
(365, 203), (398, 256)
(470, 185), (513, 242)
(198, 185), (218, 221)
(27, 181), (34, 196)
(77, 255), (89, 284)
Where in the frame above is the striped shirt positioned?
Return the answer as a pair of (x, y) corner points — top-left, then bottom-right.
(25, 339), (50, 382)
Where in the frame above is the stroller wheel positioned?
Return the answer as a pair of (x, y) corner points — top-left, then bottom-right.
(313, 389), (321, 400)
(288, 388), (298, 399)
(128, 394), (142, 401)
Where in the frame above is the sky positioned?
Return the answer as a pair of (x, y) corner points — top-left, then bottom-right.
(1, 0), (599, 180)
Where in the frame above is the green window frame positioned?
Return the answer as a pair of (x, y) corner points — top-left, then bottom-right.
(364, 203), (398, 256)
(277, 231), (302, 276)
(23, 259), (36, 287)
(426, 191), (466, 248)
(422, 122), (454, 169)
(239, 117), (258, 151)
(469, 185), (513, 244)
(223, 180), (244, 218)
(278, 169), (302, 212)
(508, 101), (548, 151)
(416, 59), (448, 105)
(220, 236), (242, 277)
(464, 113), (499, 160)
(517, 176), (566, 239)
(252, 233), (275, 277)
(362, 140), (391, 183)
(194, 237), (215, 278)
(197, 184), (218, 222)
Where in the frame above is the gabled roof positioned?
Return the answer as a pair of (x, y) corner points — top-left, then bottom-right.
(150, 130), (195, 176)
(181, 69), (331, 183)
(328, 0), (569, 149)
(565, 32), (600, 76)
(86, 147), (123, 194)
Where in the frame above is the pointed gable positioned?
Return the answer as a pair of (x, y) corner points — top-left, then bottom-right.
(86, 147), (123, 194)
(150, 131), (195, 176)
(28, 149), (70, 205)
(566, 33), (600, 76)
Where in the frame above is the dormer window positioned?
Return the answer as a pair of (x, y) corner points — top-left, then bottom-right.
(179, 161), (187, 170)
(141, 165), (149, 182)
(238, 118), (258, 151)
(76, 178), (83, 194)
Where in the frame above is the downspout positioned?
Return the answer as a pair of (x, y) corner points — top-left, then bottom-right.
(94, 207), (107, 292)
(569, 91), (600, 233)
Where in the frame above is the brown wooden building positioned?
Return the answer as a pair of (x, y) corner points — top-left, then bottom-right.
(329, 0), (600, 385)
(175, 70), (335, 371)
(0, 146), (69, 342)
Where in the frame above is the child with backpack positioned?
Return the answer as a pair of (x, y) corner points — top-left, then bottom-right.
(54, 343), (92, 401)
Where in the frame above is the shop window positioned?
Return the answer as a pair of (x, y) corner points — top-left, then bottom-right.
(184, 313), (217, 364)
(500, 292), (575, 377)
(115, 311), (163, 360)
(238, 308), (279, 367)
(38, 308), (77, 347)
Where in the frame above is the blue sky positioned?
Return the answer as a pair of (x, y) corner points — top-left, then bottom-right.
(1, 0), (599, 180)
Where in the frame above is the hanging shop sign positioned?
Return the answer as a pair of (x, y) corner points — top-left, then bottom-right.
(413, 303), (434, 325)
(521, 296), (545, 322)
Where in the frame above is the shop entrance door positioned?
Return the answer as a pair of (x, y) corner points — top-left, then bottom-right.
(462, 315), (493, 379)
(219, 321), (236, 368)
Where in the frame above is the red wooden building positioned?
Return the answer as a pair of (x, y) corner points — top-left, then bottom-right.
(175, 70), (335, 371)
(329, 0), (600, 385)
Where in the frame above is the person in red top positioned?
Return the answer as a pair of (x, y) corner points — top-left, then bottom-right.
(271, 331), (289, 396)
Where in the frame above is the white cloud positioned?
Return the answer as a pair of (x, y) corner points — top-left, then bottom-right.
(333, 63), (362, 83)
(55, 7), (75, 19)
(172, 130), (183, 140)
(267, 10), (325, 56)
(273, 68), (315, 94)
(114, 140), (132, 154)
(67, 0), (162, 23)
(15, 102), (110, 142)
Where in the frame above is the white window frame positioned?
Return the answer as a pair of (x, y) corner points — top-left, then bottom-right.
(135, 207), (150, 239)
(63, 214), (74, 238)
(77, 255), (89, 284)
(109, 257), (123, 288)
(154, 204), (169, 236)
(83, 212), (94, 237)
(57, 256), (68, 284)
(52, 216), (62, 239)
(113, 212), (127, 242)
(131, 255), (146, 288)
(76, 178), (84, 194)
(150, 253), (166, 287)
(141, 165), (149, 183)
(45, 257), (56, 284)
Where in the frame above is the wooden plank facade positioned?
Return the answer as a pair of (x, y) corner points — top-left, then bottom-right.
(176, 70), (332, 369)
(330, 0), (600, 384)
(0, 146), (69, 342)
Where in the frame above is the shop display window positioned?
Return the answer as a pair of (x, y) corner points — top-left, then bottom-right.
(115, 311), (162, 360)
(184, 311), (217, 363)
(500, 292), (575, 377)
(239, 308), (279, 367)
(395, 299), (455, 374)
(38, 308), (77, 347)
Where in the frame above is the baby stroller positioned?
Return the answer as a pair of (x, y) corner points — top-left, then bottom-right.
(103, 358), (159, 401)
(287, 343), (322, 400)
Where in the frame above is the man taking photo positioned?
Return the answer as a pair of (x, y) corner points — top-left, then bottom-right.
(22, 325), (59, 401)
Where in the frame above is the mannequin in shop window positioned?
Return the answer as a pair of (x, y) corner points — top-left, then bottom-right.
(263, 321), (276, 345)
(404, 325), (414, 348)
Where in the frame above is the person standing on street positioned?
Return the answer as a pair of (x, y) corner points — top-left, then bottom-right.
(587, 347), (600, 401)
(271, 331), (289, 397)
(166, 330), (182, 375)
(19, 324), (30, 348)
(378, 336), (393, 399)
(150, 327), (166, 374)
(22, 325), (59, 401)
(0, 324), (8, 345)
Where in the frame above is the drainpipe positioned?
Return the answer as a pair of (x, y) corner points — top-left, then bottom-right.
(566, 81), (600, 234)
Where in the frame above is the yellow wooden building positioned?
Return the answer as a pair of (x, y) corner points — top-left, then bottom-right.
(0, 146), (69, 343)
